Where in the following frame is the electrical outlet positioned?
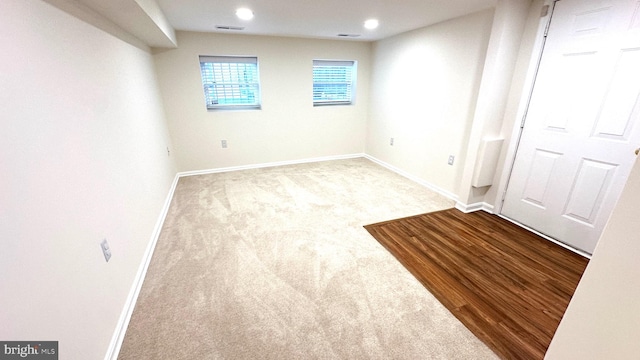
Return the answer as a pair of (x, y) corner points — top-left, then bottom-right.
(448, 155), (455, 165)
(390, 137), (394, 146)
(221, 140), (227, 148)
(101, 239), (111, 262)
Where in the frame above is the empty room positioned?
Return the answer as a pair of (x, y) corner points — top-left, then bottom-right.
(2, 0), (639, 359)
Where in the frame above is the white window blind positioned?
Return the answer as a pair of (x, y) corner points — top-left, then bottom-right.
(313, 60), (356, 106)
(199, 56), (261, 109)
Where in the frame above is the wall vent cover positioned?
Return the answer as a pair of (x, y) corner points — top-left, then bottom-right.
(337, 33), (361, 38)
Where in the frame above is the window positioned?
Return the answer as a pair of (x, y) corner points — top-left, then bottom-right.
(313, 60), (356, 106)
(199, 56), (261, 109)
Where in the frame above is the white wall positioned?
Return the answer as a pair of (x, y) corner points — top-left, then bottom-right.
(456, 0), (532, 208)
(154, 32), (371, 172)
(366, 10), (494, 196)
(545, 157), (640, 358)
(0, 0), (177, 358)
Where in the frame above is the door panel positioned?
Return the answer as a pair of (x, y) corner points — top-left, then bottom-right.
(502, 0), (640, 254)
(593, 48), (640, 140)
(562, 158), (616, 225)
(521, 149), (562, 209)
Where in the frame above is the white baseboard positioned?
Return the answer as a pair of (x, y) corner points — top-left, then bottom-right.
(178, 153), (365, 177)
(363, 154), (459, 203)
(362, 155), (503, 215)
(104, 173), (181, 360)
(455, 201), (495, 214)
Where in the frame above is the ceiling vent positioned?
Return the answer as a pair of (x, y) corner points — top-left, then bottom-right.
(216, 25), (245, 31)
(337, 34), (361, 38)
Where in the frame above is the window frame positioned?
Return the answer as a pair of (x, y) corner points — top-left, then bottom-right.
(199, 55), (261, 110)
(312, 60), (357, 106)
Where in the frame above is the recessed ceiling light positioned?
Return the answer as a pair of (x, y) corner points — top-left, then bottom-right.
(364, 19), (379, 30)
(236, 8), (254, 20)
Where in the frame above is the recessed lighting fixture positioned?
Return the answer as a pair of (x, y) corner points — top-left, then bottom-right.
(236, 8), (254, 20)
(364, 19), (379, 30)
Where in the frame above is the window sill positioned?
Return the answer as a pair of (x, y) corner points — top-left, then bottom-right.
(313, 102), (352, 107)
(206, 105), (262, 111)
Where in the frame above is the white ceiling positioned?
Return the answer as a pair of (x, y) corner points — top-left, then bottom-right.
(157, 0), (497, 41)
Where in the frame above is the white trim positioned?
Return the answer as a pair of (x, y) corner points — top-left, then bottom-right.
(178, 153), (364, 177)
(497, 214), (592, 259)
(482, 203), (495, 213)
(105, 173), (181, 360)
(455, 201), (495, 214)
(363, 154), (459, 202)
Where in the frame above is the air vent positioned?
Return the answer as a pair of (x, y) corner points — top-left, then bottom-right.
(216, 25), (245, 31)
(337, 34), (361, 38)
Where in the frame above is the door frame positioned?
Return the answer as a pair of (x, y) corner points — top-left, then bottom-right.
(494, 0), (557, 215)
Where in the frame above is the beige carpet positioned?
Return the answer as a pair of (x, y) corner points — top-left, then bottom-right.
(118, 158), (498, 359)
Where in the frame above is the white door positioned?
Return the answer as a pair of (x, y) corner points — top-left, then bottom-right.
(502, 0), (640, 254)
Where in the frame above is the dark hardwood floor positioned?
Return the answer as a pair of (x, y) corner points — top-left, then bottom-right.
(364, 209), (589, 360)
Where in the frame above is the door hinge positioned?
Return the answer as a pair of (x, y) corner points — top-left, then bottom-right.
(542, 1), (559, 37)
(501, 187), (509, 206)
(541, 5), (550, 18)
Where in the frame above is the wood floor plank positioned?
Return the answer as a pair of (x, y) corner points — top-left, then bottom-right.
(364, 209), (589, 360)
